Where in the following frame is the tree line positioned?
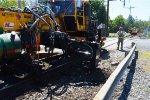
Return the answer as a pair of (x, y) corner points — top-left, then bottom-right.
(0, 0), (25, 8)
(109, 15), (150, 33)
(90, 0), (150, 33)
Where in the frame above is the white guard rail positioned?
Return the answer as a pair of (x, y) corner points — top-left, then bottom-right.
(94, 43), (136, 100)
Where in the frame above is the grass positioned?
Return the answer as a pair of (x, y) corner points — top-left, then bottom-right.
(109, 33), (130, 38)
(108, 33), (118, 37)
(139, 51), (150, 72)
(148, 32), (150, 38)
(139, 51), (150, 59)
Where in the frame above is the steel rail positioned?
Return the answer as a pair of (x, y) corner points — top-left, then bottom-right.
(0, 42), (93, 98)
(94, 43), (136, 100)
(0, 59), (74, 98)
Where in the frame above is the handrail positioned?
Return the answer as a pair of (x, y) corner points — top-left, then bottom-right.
(94, 43), (136, 100)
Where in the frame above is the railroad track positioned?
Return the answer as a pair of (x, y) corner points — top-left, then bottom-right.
(0, 54), (78, 97)
(0, 46), (93, 99)
(0, 55), (67, 98)
(0, 39), (136, 99)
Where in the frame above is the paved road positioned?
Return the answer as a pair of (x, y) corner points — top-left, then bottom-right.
(123, 36), (150, 51)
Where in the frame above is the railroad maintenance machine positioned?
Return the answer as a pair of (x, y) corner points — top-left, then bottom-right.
(0, 0), (106, 79)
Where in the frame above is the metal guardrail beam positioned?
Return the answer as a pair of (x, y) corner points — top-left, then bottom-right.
(94, 43), (136, 100)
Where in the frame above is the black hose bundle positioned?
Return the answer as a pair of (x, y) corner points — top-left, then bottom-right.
(68, 39), (94, 61)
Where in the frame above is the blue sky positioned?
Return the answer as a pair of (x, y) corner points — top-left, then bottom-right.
(109, 0), (150, 21)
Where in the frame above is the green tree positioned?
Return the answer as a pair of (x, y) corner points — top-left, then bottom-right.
(109, 15), (126, 32)
(127, 15), (150, 32)
(0, 0), (17, 8)
(109, 14), (150, 33)
(126, 15), (135, 29)
(90, 0), (106, 24)
(0, 0), (25, 8)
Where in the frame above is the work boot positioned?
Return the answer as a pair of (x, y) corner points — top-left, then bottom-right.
(121, 48), (123, 50)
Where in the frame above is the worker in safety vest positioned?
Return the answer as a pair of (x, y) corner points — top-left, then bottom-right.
(117, 27), (126, 50)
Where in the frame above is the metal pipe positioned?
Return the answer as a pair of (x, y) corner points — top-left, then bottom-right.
(28, 14), (52, 33)
(106, 0), (116, 37)
(93, 43), (136, 100)
(106, 0), (109, 37)
(18, 0), (21, 9)
(24, 7), (51, 28)
(38, 4), (58, 27)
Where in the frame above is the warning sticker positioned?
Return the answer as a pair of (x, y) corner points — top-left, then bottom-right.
(4, 22), (14, 28)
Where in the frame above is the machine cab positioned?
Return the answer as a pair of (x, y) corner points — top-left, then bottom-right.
(46, 0), (90, 36)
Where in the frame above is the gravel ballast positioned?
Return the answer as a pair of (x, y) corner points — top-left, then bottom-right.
(15, 37), (150, 100)
(16, 42), (127, 100)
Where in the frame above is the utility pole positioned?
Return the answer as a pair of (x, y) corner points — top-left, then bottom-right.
(126, 6), (135, 15)
(106, 0), (109, 37)
(120, 0), (126, 6)
(106, 0), (116, 37)
(106, 0), (127, 36)
(18, 0), (21, 8)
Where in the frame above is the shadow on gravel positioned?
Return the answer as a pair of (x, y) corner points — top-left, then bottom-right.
(101, 48), (110, 59)
(124, 50), (130, 58)
(118, 51), (138, 100)
(118, 49), (129, 57)
(2, 65), (108, 100)
(44, 67), (108, 100)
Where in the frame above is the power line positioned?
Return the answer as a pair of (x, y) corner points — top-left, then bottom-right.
(120, 0), (125, 6)
(125, 5), (135, 15)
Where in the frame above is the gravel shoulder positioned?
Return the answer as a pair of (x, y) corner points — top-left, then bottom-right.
(112, 38), (150, 100)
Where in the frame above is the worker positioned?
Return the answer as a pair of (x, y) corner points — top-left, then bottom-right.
(97, 23), (102, 43)
(97, 23), (105, 43)
(117, 27), (126, 50)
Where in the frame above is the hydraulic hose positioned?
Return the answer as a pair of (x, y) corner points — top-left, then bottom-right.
(78, 43), (94, 60)
(24, 7), (51, 28)
(28, 14), (52, 33)
(38, 3), (58, 28)
(68, 40), (94, 61)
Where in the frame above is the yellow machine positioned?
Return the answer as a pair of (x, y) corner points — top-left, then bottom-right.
(0, 0), (105, 79)
(0, 8), (33, 32)
(55, 0), (89, 33)
(0, 0), (104, 43)
(40, 0), (96, 41)
(0, 0), (105, 55)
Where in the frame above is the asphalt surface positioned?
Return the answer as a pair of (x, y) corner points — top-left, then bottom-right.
(104, 36), (150, 50)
